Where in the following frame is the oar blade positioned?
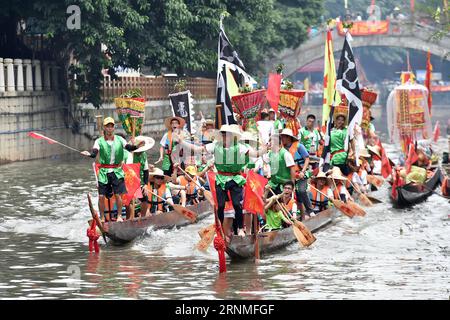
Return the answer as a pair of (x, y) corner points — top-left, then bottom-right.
(332, 199), (354, 218)
(359, 194), (373, 207)
(173, 204), (197, 223)
(347, 201), (367, 216)
(196, 225), (216, 251)
(293, 220), (316, 247)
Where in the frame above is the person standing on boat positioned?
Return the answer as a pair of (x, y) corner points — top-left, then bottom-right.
(308, 172), (333, 216)
(330, 114), (353, 176)
(280, 128), (314, 217)
(299, 114), (322, 156)
(156, 116), (186, 176)
(146, 168), (174, 215)
(81, 117), (143, 222)
(173, 124), (267, 238)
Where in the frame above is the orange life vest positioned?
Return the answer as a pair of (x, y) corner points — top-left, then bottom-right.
(283, 198), (295, 212)
(148, 182), (167, 212)
(310, 185), (330, 211)
(179, 176), (199, 202)
(286, 141), (301, 172)
(346, 173), (354, 189)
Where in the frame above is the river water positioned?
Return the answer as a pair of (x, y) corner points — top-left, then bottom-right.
(0, 108), (449, 300)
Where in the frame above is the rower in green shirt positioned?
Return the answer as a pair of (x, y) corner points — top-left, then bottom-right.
(263, 193), (292, 231)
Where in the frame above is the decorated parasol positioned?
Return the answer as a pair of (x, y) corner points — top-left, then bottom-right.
(386, 83), (432, 154)
(114, 89), (145, 136)
(231, 89), (266, 132)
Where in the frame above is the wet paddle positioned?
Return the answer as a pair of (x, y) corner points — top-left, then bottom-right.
(149, 191), (197, 223)
(347, 179), (373, 207)
(268, 188), (316, 247)
(308, 183), (361, 218)
(196, 224), (216, 251)
(367, 175), (384, 188)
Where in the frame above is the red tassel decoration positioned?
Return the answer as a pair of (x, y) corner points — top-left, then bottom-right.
(87, 220), (100, 253)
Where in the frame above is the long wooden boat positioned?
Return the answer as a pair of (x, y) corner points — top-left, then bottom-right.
(88, 198), (213, 245)
(226, 207), (337, 260)
(389, 166), (442, 208)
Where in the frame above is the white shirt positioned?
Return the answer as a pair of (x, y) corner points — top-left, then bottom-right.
(257, 120), (274, 145)
(372, 160), (382, 175)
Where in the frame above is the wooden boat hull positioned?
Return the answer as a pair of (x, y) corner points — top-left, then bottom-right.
(92, 201), (213, 245)
(226, 207), (337, 260)
(390, 167), (442, 208)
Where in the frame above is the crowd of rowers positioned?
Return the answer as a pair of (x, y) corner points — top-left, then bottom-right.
(81, 107), (436, 239)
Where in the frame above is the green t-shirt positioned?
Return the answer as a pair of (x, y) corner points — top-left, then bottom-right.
(330, 127), (348, 165)
(299, 127), (320, 153)
(265, 209), (288, 230)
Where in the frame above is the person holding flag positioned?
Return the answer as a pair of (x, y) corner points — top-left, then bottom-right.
(299, 114), (323, 156)
(81, 117), (143, 222)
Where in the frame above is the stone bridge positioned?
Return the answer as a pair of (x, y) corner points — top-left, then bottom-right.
(270, 20), (450, 77)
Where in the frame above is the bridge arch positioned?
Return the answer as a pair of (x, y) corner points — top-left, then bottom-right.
(271, 21), (450, 77)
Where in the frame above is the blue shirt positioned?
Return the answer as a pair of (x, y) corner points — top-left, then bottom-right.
(294, 143), (309, 165)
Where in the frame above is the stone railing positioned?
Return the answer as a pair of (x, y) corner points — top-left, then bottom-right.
(0, 58), (60, 94)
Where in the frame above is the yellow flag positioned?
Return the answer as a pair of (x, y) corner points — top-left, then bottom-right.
(225, 66), (240, 98)
(322, 29), (340, 125)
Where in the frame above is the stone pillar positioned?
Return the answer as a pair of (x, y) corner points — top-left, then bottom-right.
(43, 61), (51, 91)
(33, 60), (42, 91)
(0, 58), (5, 93)
(4, 58), (15, 92)
(23, 59), (33, 91)
(14, 59), (24, 92)
(51, 63), (59, 90)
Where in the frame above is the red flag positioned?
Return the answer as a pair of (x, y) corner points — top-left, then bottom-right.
(27, 131), (57, 144)
(405, 143), (418, 174)
(206, 171), (233, 211)
(243, 171), (267, 218)
(377, 140), (392, 179)
(95, 163), (141, 206)
(391, 169), (399, 199)
(266, 73), (282, 112)
(425, 51), (433, 114)
(433, 121), (441, 142)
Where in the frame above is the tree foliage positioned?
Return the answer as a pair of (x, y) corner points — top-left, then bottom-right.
(1, 0), (323, 107)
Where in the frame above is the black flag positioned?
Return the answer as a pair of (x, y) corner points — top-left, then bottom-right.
(216, 23), (253, 128)
(169, 90), (195, 134)
(336, 32), (363, 147)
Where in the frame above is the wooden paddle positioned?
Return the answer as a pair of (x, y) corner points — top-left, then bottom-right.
(268, 188), (316, 247)
(195, 223), (216, 251)
(253, 214), (260, 260)
(149, 191), (197, 223)
(177, 166), (214, 205)
(347, 179), (373, 207)
(366, 195), (383, 204)
(367, 175), (384, 188)
(308, 183), (358, 218)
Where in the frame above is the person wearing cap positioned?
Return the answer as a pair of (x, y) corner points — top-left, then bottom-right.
(346, 157), (369, 194)
(299, 114), (322, 156)
(171, 164), (203, 207)
(367, 145), (382, 175)
(308, 171), (334, 216)
(279, 128), (314, 217)
(330, 114), (351, 176)
(81, 117), (143, 222)
(328, 169), (354, 203)
(174, 124), (266, 238)
(146, 168), (174, 215)
(157, 116), (186, 176)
